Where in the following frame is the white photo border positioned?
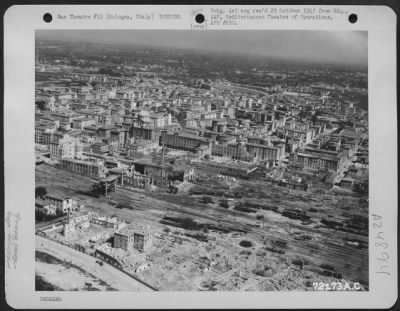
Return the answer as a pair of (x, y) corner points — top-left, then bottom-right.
(4, 4), (398, 309)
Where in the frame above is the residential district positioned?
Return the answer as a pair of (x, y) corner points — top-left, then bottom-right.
(35, 41), (369, 291)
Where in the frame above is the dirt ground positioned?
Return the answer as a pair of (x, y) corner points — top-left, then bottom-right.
(36, 164), (369, 291)
(35, 251), (117, 291)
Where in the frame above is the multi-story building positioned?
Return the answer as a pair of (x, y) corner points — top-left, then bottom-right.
(284, 128), (313, 145)
(127, 140), (159, 156)
(91, 143), (109, 155)
(35, 121), (57, 144)
(51, 112), (76, 129)
(192, 160), (258, 178)
(149, 113), (172, 128)
(235, 109), (274, 124)
(35, 125), (49, 144)
(131, 125), (163, 141)
(246, 143), (285, 162)
(114, 223), (152, 252)
(288, 152), (344, 172)
(303, 147), (342, 159)
(97, 125), (115, 139)
(212, 137), (285, 162)
(160, 130), (213, 156)
(110, 128), (128, 148)
(50, 137), (82, 159)
(58, 157), (107, 178)
(44, 194), (78, 214)
(42, 129), (56, 146)
(211, 143), (250, 161)
(72, 117), (97, 130)
(98, 113), (112, 126)
(82, 125), (99, 138)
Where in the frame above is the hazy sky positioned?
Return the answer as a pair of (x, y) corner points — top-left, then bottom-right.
(37, 30), (368, 67)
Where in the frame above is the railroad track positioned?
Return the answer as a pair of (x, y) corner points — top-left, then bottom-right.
(86, 186), (368, 283)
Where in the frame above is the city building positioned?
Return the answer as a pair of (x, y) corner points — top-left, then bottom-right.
(114, 223), (152, 252)
(72, 117), (97, 130)
(246, 143), (285, 162)
(44, 194), (79, 214)
(192, 159), (258, 178)
(288, 152), (344, 172)
(91, 143), (109, 155)
(50, 136), (83, 159)
(58, 157), (107, 178)
(160, 130), (213, 156)
(35, 199), (57, 215)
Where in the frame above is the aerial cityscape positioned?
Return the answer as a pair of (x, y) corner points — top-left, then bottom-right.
(35, 30), (369, 292)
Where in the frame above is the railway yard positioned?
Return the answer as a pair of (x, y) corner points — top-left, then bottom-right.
(36, 163), (368, 291)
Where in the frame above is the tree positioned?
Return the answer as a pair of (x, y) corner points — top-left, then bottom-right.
(201, 196), (214, 204)
(91, 183), (106, 196)
(35, 209), (47, 222)
(219, 201), (229, 209)
(56, 208), (65, 217)
(35, 186), (47, 198)
(180, 217), (199, 230)
(35, 100), (47, 111)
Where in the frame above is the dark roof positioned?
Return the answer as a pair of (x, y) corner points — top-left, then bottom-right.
(35, 199), (54, 207)
(45, 194), (69, 201)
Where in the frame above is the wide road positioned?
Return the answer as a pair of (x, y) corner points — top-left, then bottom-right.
(36, 235), (154, 291)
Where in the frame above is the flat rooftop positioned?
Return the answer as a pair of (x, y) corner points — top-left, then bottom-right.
(117, 223), (151, 236)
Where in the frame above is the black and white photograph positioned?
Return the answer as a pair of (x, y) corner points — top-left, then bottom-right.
(3, 4), (397, 309)
(34, 29), (370, 292)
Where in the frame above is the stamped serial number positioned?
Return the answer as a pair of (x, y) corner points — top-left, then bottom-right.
(40, 296), (62, 302)
(312, 282), (364, 291)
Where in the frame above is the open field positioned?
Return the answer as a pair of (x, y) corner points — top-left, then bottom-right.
(36, 164), (368, 291)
